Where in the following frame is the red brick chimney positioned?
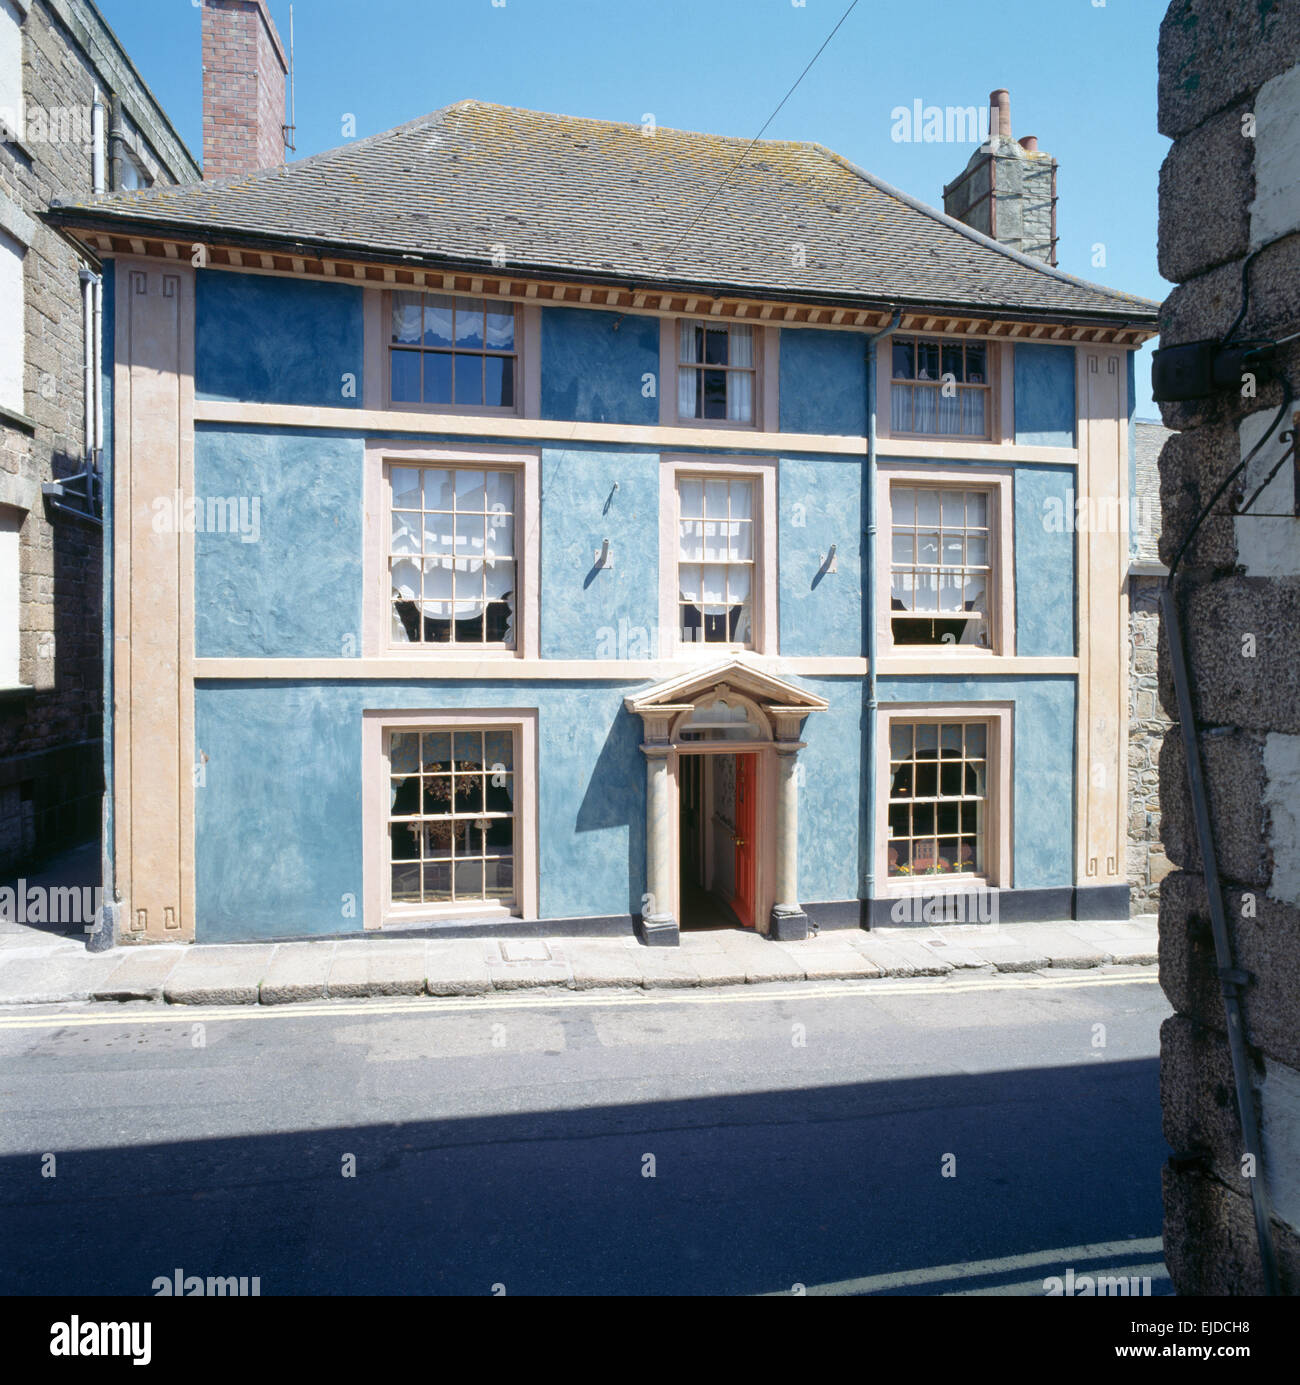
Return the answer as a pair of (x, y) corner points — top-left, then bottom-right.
(201, 0), (288, 180)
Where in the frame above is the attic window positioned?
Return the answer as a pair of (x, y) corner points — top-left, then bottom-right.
(390, 292), (517, 410)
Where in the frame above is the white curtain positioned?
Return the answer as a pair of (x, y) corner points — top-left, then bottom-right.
(391, 291), (423, 344)
(913, 385), (938, 434)
(727, 325), (754, 423)
(962, 389), (987, 436)
(678, 321), (698, 418)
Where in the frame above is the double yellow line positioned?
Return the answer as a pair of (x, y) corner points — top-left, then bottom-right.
(0, 969), (1160, 1031)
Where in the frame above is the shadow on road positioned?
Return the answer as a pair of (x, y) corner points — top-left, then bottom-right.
(1, 1056), (1166, 1295)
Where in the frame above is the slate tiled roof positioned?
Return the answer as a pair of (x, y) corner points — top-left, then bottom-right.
(49, 100), (1159, 325)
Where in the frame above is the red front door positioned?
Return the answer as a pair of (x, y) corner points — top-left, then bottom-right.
(733, 754), (757, 927)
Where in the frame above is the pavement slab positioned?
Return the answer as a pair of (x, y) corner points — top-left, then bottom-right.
(847, 934), (954, 977)
(636, 950), (703, 988)
(565, 940), (644, 991)
(163, 946), (269, 1005)
(714, 929), (806, 983)
(963, 940), (1053, 973)
(259, 942), (337, 1004)
(0, 951), (118, 1004)
(327, 941), (427, 997)
(424, 941), (493, 995)
(486, 939), (574, 990)
(92, 946), (187, 1001)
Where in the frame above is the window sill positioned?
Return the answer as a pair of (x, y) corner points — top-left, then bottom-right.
(380, 901), (516, 928)
(670, 418), (761, 432)
(884, 874), (999, 896)
(0, 402), (37, 436)
(387, 401), (523, 420)
(0, 684), (36, 703)
(383, 646), (520, 659)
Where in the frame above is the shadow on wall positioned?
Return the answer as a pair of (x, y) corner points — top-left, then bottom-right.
(0, 1059), (1166, 1295)
(574, 704), (646, 917)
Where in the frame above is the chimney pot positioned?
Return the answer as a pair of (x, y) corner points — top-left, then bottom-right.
(989, 88), (1011, 139)
(1019, 135), (1039, 152)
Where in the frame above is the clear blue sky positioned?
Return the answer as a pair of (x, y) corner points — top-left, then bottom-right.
(99, 0), (1170, 415)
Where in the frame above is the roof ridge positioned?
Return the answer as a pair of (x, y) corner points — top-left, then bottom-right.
(815, 144), (1160, 314)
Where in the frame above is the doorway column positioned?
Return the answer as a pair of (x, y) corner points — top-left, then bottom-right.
(636, 705), (690, 947)
(768, 706), (810, 941)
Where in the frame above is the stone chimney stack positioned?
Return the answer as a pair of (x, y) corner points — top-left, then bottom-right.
(943, 89), (1059, 266)
(201, 0), (288, 181)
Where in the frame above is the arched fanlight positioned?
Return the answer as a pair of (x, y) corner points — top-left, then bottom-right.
(675, 691), (769, 741)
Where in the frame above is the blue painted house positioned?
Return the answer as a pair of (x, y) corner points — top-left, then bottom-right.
(48, 90), (1159, 947)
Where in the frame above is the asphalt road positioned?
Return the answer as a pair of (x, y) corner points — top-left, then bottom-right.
(0, 972), (1172, 1295)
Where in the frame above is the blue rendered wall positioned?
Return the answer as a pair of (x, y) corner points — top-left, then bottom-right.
(195, 270), (363, 407)
(874, 675), (1076, 890)
(539, 446), (661, 658)
(1014, 343), (1077, 447)
(193, 677), (865, 941)
(779, 457), (863, 657)
(1013, 465), (1076, 657)
(798, 678), (865, 904)
(779, 328), (867, 436)
(541, 307), (660, 425)
(194, 426), (365, 658)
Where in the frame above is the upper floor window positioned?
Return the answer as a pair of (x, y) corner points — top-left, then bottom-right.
(890, 485), (992, 648)
(0, 228), (23, 415)
(677, 476), (754, 647)
(0, 0), (21, 147)
(678, 321), (756, 425)
(390, 292), (517, 411)
(116, 149), (152, 190)
(878, 466), (1013, 657)
(891, 337), (990, 438)
(388, 463), (516, 648)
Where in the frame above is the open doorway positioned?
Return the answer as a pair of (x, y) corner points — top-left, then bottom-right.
(678, 751), (757, 930)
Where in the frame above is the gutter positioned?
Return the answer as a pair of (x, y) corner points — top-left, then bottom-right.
(40, 210), (1160, 335)
(863, 308), (902, 925)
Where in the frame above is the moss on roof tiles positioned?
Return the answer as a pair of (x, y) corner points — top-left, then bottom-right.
(49, 99), (1158, 321)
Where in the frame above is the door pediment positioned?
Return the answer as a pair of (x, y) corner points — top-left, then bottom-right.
(625, 659), (829, 744)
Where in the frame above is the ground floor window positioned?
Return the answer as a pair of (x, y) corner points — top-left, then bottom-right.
(388, 726), (516, 908)
(887, 719), (990, 878)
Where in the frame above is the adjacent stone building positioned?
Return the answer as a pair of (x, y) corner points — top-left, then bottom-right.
(1157, 0), (1300, 1295)
(1128, 418), (1173, 916)
(0, 0), (198, 875)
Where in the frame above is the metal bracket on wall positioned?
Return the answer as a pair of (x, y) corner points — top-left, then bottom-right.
(593, 538), (613, 569)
